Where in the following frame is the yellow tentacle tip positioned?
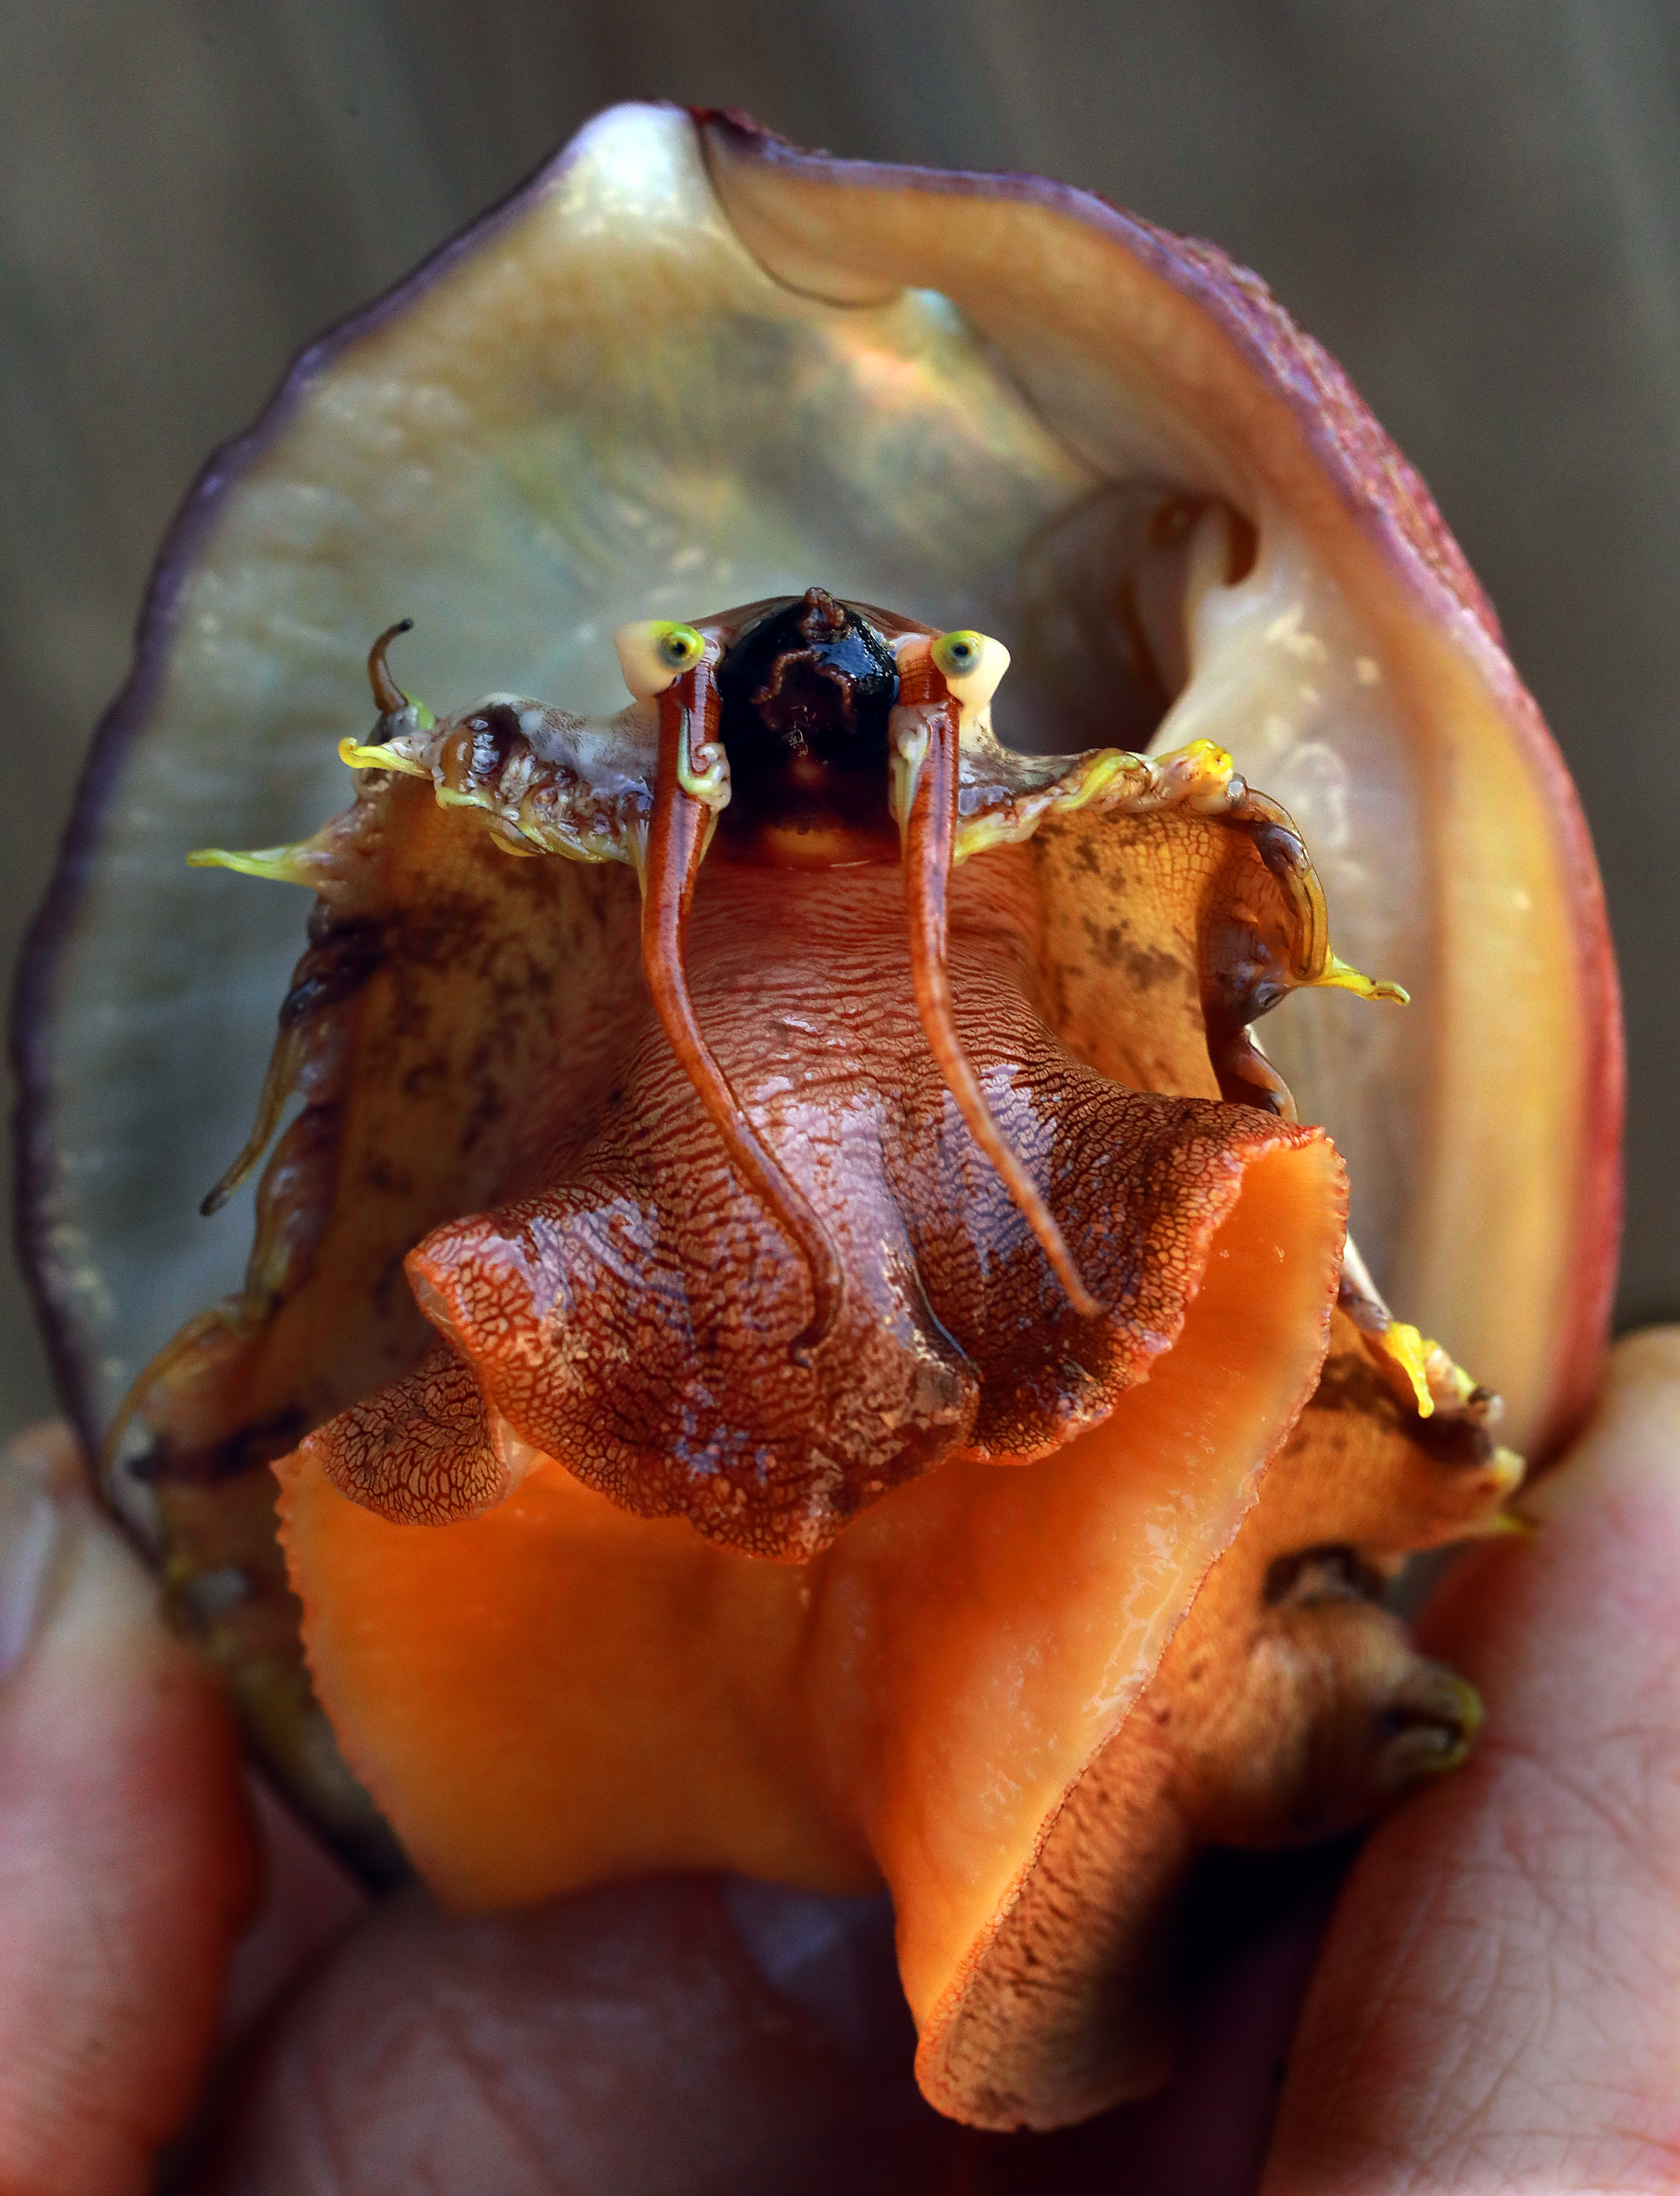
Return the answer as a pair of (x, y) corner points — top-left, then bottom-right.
(1487, 1444), (1527, 1501)
(1147, 739), (1239, 815)
(1160, 737), (1236, 785)
(339, 736), (430, 777)
(1427, 1676), (1482, 1769)
(1471, 1503), (1537, 1543)
(1185, 737), (1235, 774)
(1315, 952), (1410, 1005)
(1424, 1344), (1483, 1413)
(1374, 1319), (1436, 1418)
(186, 844), (316, 885)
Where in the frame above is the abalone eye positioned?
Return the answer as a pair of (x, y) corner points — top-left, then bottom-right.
(933, 630), (985, 679)
(613, 618), (709, 701)
(929, 627), (1010, 712)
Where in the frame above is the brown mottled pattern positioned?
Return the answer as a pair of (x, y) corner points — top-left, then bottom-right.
(185, 695), (1331, 1543)
(1033, 803), (1302, 1105)
(312, 858), (1318, 1558)
(314, 1344), (506, 1526)
(147, 774), (642, 1457)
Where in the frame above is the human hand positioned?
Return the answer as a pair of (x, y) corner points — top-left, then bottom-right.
(2, 1334), (1677, 2195)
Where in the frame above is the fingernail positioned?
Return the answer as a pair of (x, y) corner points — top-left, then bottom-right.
(0, 1425), (81, 1681)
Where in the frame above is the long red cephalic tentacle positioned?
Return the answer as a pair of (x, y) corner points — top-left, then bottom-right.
(893, 653), (1101, 1321)
(641, 660), (845, 1359)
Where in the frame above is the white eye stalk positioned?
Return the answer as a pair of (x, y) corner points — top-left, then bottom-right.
(615, 619), (710, 703)
(887, 626), (1012, 833)
(929, 627), (1009, 719)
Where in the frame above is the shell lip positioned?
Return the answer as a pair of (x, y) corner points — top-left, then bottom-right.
(10, 108), (670, 1462)
(699, 106), (1505, 649)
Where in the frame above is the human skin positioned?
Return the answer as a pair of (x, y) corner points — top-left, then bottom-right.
(0, 1333), (1676, 2195)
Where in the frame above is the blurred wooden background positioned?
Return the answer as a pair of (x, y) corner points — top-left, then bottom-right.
(1, 0), (1675, 1431)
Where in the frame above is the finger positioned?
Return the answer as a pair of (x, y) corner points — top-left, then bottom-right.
(219, 1774), (368, 2048)
(1261, 1330), (1680, 2195)
(0, 1424), (258, 2196)
(193, 1875), (956, 2195)
(1066, 1853), (1344, 2195)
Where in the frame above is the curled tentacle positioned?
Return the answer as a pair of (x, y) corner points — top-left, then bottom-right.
(640, 659), (845, 1359)
(200, 1023), (307, 1216)
(367, 619), (414, 716)
(892, 644), (1100, 1321)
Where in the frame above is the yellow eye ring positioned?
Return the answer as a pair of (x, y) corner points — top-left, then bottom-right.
(657, 624), (706, 672)
(932, 630), (985, 680)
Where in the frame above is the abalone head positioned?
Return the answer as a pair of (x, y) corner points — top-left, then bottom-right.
(712, 586), (901, 859)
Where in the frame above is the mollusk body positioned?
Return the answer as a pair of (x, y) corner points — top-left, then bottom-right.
(15, 105), (1619, 2130)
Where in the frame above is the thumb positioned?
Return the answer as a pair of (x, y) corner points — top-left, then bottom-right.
(1262, 1331), (1680, 2195)
(0, 1424), (257, 2196)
